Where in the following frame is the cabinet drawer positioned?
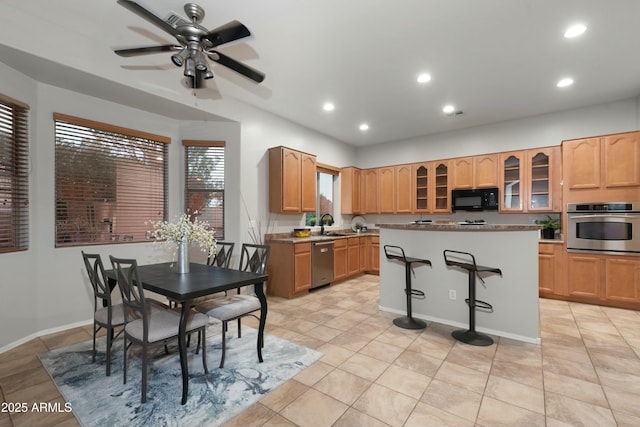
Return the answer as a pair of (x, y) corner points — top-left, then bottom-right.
(295, 242), (311, 253)
(333, 239), (347, 249)
(538, 243), (554, 255)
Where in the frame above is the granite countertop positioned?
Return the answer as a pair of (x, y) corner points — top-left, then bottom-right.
(266, 230), (379, 243)
(376, 223), (542, 232)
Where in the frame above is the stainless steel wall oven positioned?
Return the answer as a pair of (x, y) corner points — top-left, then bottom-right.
(567, 202), (640, 256)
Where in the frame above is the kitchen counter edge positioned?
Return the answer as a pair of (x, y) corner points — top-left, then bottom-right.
(376, 223), (542, 232)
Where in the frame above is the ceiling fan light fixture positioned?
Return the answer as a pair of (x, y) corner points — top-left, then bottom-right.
(194, 51), (208, 72)
(115, 1), (265, 88)
(184, 57), (196, 77)
(171, 48), (189, 67)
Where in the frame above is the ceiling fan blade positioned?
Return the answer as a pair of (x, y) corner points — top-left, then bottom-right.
(117, 0), (179, 37)
(207, 50), (265, 83)
(204, 20), (251, 47)
(114, 45), (182, 57)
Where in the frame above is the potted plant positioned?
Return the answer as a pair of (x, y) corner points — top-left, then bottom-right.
(536, 216), (560, 239)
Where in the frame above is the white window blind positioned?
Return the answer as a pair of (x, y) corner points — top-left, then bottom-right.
(54, 113), (169, 246)
(184, 140), (225, 239)
(0, 96), (29, 253)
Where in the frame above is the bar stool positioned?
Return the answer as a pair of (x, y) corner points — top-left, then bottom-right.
(384, 245), (431, 330)
(443, 250), (502, 346)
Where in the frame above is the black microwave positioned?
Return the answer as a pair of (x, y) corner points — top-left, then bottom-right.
(451, 188), (499, 211)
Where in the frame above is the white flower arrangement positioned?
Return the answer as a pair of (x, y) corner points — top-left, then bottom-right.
(148, 213), (216, 257)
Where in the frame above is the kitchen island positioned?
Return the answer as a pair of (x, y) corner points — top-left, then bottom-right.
(378, 223), (541, 343)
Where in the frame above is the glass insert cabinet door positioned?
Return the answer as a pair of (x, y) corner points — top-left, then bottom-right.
(433, 162), (450, 212)
(502, 154), (522, 210)
(501, 150), (553, 212)
(528, 152), (551, 210)
(412, 161), (450, 213)
(414, 165), (429, 211)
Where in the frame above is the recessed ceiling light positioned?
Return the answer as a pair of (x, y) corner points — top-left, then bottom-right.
(417, 73), (431, 84)
(564, 24), (587, 38)
(442, 105), (455, 114)
(557, 78), (574, 88)
(359, 123), (369, 131)
(323, 102), (335, 112)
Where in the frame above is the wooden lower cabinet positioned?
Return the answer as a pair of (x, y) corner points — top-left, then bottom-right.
(268, 236), (381, 298)
(347, 237), (360, 276)
(563, 252), (640, 310)
(566, 253), (602, 299)
(334, 239), (348, 282)
(266, 241), (311, 299)
(605, 257), (640, 304)
(359, 237), (368, 272)
(335, 235), (379, 284)
(538, 243), (564, 297)
(369, 235), (380, 274)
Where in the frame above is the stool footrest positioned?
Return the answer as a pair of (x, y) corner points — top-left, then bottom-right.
(464, 298), (493, 312)
(406, 289), (425, 298)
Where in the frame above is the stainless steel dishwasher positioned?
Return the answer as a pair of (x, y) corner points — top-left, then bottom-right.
(311, 240), (334, 288)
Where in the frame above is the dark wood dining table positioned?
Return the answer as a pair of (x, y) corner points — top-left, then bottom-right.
(106, 261), (268, 405)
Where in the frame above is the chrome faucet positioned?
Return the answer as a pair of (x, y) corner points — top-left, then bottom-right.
(320, 213), (333, 235)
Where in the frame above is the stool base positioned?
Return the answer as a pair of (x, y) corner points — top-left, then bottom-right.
(452, 329), (493, 346)
(393, 316), (426, 330)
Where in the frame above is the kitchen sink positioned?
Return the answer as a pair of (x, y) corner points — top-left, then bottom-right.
(323, 232), (356, 237)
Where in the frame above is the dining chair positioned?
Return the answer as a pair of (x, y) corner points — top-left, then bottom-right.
(207, 241), (235, 268)
(195, 243), (270, 368)
(109, 256), (210, 403)
(82, 251), (125, 377)
(186, 241), (235, 347)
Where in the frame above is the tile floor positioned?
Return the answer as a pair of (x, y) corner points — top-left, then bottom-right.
(2, 274), (640, 426)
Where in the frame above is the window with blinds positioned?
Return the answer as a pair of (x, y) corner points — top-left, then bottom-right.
(54, 114), (169, 246)
(184, 140), (225, 240)
(0, 96), (29, 253)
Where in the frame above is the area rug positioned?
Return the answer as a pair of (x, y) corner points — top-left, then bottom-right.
(38, 325), (322, 427)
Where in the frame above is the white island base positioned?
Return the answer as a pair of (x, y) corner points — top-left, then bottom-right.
(378, 224), (541, 344)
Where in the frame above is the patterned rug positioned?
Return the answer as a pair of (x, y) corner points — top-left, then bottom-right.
(38, 324), (322, 427)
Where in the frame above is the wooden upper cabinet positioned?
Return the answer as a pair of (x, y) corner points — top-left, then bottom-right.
(563, 131), (640, 202)
(563, 137), (601, 190)
(300, 152), (317, 212)
(378, 167), (396, 213)
(452, 157), (473, 189)
(433, 161), (451, 213)
(527, 146), (561, 212)
(269, 146), (316, 213)
(604, 132), (640, 188)
(500, 146), (561, 212)
(340, 167), (362, 214)
(395, 164), (412, 213)
(500, 151), (524, 211)
(362, 168), (379, 213)
(412, 162), (430, 213)
(452, 154), (498, 189)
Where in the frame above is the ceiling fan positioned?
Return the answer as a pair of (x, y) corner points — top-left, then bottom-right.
(114, 0), (265, 89)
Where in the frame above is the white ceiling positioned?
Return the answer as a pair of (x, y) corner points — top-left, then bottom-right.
(2, 0), (640, 147)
